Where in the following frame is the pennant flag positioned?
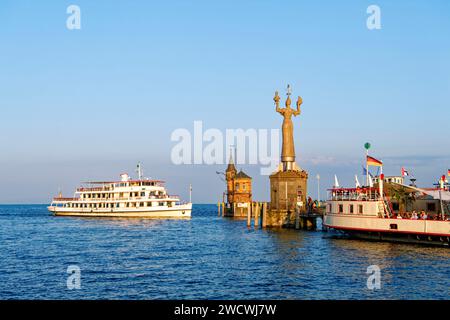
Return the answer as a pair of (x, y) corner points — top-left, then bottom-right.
(368, 174), (374, 187)
(448, 169), (450, 176)
(334, 175), (340, 188)
(362, 166), (374, 178)
(401, 167), (410, 177)
(367, 156), (383, 167)
(362, 166), (368, 176)
(355, 175), (361, 188)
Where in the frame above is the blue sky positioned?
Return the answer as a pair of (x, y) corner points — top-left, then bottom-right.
(1, 0), (449, 203)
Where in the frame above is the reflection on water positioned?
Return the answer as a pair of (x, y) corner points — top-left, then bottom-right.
(0, 204), (448, 300)
(58, 216), (189, 228)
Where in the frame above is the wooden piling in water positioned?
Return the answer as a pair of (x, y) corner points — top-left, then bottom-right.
(247, 202), (251, 227)
(262, 202), (267, 228)
(295, 207), (300, 230)
(218, 202), (221, 216)
(254, 202), (260, 228)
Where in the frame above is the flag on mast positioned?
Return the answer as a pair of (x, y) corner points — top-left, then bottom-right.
(362, 166), (374, 178)
(401, 167), (410, 177)
(367, 155), (383, 167)
(448, 169), (450, 176)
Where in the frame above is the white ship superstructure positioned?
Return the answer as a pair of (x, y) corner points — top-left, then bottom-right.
(48, 166), (192, 218)
(323, 178), (450, 246)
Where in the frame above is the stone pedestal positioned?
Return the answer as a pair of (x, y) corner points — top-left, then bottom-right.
(267, 168), (308, 227)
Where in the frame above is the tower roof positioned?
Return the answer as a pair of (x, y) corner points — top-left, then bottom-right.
(235, 170), (251, 180)
(226, 153), (237, 173)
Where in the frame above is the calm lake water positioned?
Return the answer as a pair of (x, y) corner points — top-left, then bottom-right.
(0, 204), (449, 300)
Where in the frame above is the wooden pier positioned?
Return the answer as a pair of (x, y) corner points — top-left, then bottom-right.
(218, 201), (323, 231)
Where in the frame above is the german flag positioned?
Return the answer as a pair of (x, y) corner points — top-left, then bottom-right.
(367, 155), (383, 167)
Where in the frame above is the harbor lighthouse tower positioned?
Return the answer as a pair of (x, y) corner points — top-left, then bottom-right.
(225, 153), (252, 217)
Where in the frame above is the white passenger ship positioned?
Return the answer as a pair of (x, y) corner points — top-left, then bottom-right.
(48, 165), (192, 218)
(323, 174), (450, 246)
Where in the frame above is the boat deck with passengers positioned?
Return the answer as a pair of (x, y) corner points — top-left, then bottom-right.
(323, 175), (450, 246)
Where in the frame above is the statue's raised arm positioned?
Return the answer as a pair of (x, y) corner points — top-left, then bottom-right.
(293, 96), (302, 116)
(274, 91), (282, 114)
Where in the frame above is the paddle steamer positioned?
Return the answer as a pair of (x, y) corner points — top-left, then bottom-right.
(324, 171), (450, 246)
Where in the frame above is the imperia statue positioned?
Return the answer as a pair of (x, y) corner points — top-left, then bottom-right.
(273, 85), (303, 170)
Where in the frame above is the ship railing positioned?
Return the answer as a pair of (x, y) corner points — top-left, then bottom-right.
(77, 187), (112, 192)
(53, 196), (178, 202)
(52, 197), (79, 201)
(330, 194), (380, 201)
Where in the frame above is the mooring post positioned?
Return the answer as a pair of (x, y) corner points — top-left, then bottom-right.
(247, 202), (251, 227)
(295, 206), (300, 230)
(254, 202), (260, 228)
(262, 202), (267, 228)
(222, 202), (225, 217)
(218, 202), (221, 216)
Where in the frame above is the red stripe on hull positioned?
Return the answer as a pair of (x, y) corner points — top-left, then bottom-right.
(324, 224), (450, 238)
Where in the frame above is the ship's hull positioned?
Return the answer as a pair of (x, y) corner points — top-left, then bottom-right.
(48, 204), (192, 218)
(340, 230), (450, 246)
(324, 213), (450, 246)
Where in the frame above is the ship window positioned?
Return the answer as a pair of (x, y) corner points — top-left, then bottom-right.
(236, 183), (239, 190)
(141, 192), (145, 197)
(338, 204), (343, 213)
(358, 205), (363, 214)
(427, 203), (436, 212)
(349, 204), (354, 214)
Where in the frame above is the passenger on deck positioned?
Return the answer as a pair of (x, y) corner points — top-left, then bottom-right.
(411, 211), (418, 220)
(420, 211), (427, 220)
